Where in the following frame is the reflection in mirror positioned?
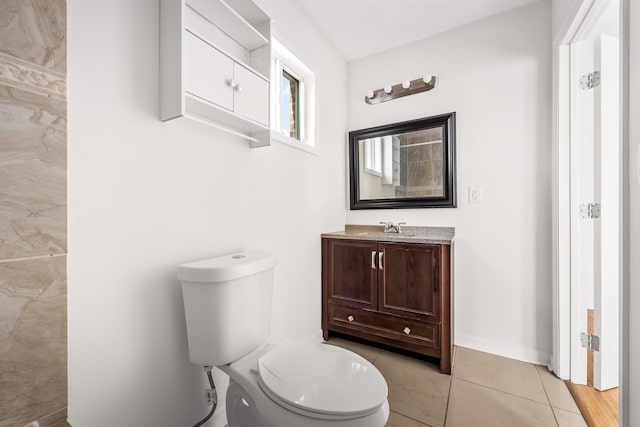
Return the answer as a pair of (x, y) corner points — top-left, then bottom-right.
(359, 127), (444, 200)
(349, 113), (456, 209)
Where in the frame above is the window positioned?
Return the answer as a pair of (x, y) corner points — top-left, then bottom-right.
(281, 69), (300, 140)
(364, 138), (383, 176)
(363, 136), (395, 185)
(271, 38), (316, 154)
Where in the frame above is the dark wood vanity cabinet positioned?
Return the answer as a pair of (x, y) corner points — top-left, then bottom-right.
(322, 237), (452, 374)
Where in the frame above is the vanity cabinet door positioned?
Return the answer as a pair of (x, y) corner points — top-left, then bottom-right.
(324, 239), (378, 310)
(378, 242), (441, 321)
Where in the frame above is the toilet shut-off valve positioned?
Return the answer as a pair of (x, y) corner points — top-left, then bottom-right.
(192, 366), (217, 427)
(205, 388), (217, 406)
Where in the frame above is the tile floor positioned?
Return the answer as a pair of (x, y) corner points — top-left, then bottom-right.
(325, 337), (588, 427)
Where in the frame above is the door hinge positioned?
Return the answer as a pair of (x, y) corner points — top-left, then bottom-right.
(580, 202), (601, 219)
(580, 332), (600, 351)
(580, 71), (600, 90)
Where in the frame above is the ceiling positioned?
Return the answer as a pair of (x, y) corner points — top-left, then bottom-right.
(295, 0), (544, 61)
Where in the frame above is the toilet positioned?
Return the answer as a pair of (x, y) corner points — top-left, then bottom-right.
(178, 250), (390, 427)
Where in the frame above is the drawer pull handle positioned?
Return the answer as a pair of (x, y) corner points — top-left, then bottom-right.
(347, 315), (355, 322)
(379, 252), (384, 270)
(371, 251), (376, 269)
(403, 327), (411, 334)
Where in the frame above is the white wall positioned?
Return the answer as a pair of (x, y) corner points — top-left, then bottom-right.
(67, 0), (346, 426)
(346, 1), (553, 364)
(552, 0), (585, 42)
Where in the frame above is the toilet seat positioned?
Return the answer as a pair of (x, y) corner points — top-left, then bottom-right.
(257, 340), (388, 420)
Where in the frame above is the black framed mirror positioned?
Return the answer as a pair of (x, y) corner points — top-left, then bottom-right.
(349, 113), (456, 209)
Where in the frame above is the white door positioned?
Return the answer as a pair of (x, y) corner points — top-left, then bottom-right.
(592, 34), (619, 391)
(570, 34), (620, 391)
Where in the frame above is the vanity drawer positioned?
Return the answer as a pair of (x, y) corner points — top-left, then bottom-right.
(328, 303), (440, 350)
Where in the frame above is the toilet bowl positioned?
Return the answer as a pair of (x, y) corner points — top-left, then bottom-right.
(178, 250), (389, 427)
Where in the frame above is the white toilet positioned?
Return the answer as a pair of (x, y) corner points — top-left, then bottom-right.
(178, 250), (390, 427)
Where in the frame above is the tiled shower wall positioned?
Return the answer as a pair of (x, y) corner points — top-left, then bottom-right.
(0, 1), (68, 426)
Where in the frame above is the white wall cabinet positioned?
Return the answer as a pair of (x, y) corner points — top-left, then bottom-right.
(161, 0), (272, 147)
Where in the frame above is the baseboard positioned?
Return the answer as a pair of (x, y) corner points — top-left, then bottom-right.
(455, 333), (552, 366)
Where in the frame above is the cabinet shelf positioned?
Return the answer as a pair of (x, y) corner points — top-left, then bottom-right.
(186, 0), (269, 51)
(185, 93), (268, 132)
(185, 29), (269, 82)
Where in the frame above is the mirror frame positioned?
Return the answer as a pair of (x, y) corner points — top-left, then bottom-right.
(349, 112), (456, 210)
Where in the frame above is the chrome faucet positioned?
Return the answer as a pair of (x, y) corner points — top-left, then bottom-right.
(380, 221), (406, 233)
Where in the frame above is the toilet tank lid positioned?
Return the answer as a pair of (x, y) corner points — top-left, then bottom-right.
(178, 250), (276, 283)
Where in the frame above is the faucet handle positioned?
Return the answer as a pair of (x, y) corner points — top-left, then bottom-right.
(379, 221), (391, 231)
(397, 222), (406, 233)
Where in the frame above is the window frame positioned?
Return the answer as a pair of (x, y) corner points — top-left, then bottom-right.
(271, 37), (317, 155)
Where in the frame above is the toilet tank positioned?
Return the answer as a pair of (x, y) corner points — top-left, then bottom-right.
(178, 250), (276, 367)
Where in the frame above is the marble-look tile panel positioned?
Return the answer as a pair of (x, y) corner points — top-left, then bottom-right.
(31, 407), (69, 427)
(0, 0), (66, 74)
(0, 52), (66, 100)
(0, 206), (66, 259)
(0, 256), (67, 427)
(431, 142), (442, 160)
(0, 84), (66, 259)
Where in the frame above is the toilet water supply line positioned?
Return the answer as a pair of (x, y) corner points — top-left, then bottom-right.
(193, 366), (217, 427)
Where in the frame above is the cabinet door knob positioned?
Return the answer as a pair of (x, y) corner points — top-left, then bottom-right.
(227, 79), (241, 91)
(403, 327), (411, 334)
(347, 315), (355, 322)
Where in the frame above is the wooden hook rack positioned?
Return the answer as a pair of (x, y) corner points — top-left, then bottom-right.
(365, 75), (439, 105)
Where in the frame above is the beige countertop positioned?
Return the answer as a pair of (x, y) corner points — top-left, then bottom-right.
(322, 224), (455, 245)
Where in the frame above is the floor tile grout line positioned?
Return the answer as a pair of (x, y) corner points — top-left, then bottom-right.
(442, 376), (453, 427)
(453, 377), (555, 408)
(443, 347), (457, 427)
(535, 364), (561, 427)
(389, 409), (435, 426)
(536, 366), (585, 416)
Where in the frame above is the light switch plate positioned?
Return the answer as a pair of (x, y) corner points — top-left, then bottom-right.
(469, 186), (483, 203)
